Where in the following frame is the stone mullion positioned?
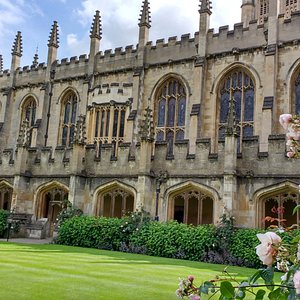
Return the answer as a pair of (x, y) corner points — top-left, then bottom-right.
(111, 193), (115, 218)
(184, 194), (189, 224)
(90, 107), (96, 143)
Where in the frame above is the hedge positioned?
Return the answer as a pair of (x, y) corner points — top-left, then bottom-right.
(0, 209), (9, 238)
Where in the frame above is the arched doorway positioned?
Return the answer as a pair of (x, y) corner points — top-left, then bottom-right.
(36, 184), (69, 236)
(96, 184), (135, 218)
(169, 189), (214, 226)
(0, 183), (13, 211)
(262, 191), (299, 229)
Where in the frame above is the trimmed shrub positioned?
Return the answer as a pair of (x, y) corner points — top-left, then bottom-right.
(129, 221), (217, 261)
(56, 216), (124, 250)
(229, 228), (264, 268)
(0, 209), (9, 238)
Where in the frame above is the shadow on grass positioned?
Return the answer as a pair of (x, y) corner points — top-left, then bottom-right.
(0, 241), (256, 275)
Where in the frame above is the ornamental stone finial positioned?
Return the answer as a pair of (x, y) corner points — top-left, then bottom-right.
(48, 21), (59, 48)
(90, 10), (102, 39)
(11, 31), (23, 57)
(139, 106), (154, 141)
(199, 0), (212, 15)
(139, 0), (151, 28)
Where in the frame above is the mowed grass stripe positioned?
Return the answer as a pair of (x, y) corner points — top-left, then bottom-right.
(0, 242), (256, 300)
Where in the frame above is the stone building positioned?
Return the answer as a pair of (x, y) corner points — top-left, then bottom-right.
(0, 0), (299, 237)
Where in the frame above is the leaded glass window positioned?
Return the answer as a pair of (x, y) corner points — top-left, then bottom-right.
(0, 185), (13, 211)
(20, 97), (36, 146)
(283, 0), (298, 18)
(218, 70), (255, 151)
(155, 78), (186, 155)
(170, 190), (214, 226)
(257, 0), (269, 24)
(89, 102), (128, 156)
(295, 73), (300, 114)
(98, 188), (134, 218)
(60, 92), (77, 147)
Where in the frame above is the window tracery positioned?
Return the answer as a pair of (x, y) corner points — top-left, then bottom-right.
(98, 188), (134, 218)
(20, 97), (36, 146)
(283, 0), (298, 18)
(257, 0), (269, 24)
(263, 191), (299, 228)
(60, 92), (78, 147)
(218, 70), (255, 152)
(170, 190), (213, 226)
(155, 78), (186, 156)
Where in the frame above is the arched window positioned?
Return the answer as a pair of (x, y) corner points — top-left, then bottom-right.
(60, 92), (77, 146)
(294, 72), (300, 114)
(218, 69), (255, 152)
(282, 0), (298, 18)
(97, 187), (134, 218)
(155, 78), (186, 156)
(263, 191), (299, 228)
(0, 185), (13, 211)
(170, 190), (213, 226)
(20, 97), (36, 146)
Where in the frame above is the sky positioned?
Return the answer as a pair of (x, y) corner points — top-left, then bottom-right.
(0, 0), (242, 70)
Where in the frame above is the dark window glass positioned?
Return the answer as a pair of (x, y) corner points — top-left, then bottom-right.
(119, 111), (126, 138)
(62, 127), (68, 146)
(296, 80), (300, 115)
(156, 132), (164, 141)
(167, 131), (174, 156)
(220, 92), (230, 123)
(113, 110), (119, 137)
(64, 102), (70, 123)
(177, 97), (186, 126)
(219, 127), (225, 140)
(234, 90), (242, 122)
(69, 126), (75, 146)
(105, 109), (110, 137)
(244, 89), (254, 121)
(158, 99), (166, 127)
(176, 130), (184, 141)
(95, 111), (100, 137)
(167, 98), (176, 127)
(71, 102), (77, 124)
(100, 110), (105, 137)
(243, 126), (254, 137)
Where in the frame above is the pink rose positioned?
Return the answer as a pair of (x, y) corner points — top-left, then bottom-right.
(188, 275), (195, 282)
(287, 151), (295, 158)
(279, 114), (293, 129)
(293, 270), (300, 294)
(256, 232), (281, 266)
(189, 295), (200, 300)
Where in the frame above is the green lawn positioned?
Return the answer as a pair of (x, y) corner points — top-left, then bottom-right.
(0, 242), (257, 300)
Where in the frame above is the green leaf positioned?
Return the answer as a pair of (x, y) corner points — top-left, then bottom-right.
(261, 268), (274, 287)
(236, 290), (246, 299)
(249, 270), (263, 284)
(268, 288), (286, 300)
(200, 281), (215, 295)
(255, 290), (266, 300)
(220, 281), (235, 299)
(292, 235), (300, 244)
(293, 205), (300, 215)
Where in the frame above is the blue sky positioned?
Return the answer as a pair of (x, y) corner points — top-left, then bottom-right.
(0, 0), (241, 70)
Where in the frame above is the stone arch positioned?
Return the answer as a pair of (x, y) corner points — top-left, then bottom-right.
(150, 73), (192, 102)
(0, 180), (13, 211)
(93, 180), (137, 217)
(34, 180), (69, 221)
(285, 59), (300, 114)
(57, 87), (81, 104)
(18, 93), (39, 110)
(165, 181), (219, 225)
(253, 181), (300, 228)
(210, 62), (261, 95)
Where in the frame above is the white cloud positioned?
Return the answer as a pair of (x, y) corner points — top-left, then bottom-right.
(66, 32), (89, 57)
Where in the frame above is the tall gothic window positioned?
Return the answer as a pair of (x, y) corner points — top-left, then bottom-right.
(263, 191), (299, 229)
(88, 102), (128, 156)
(283, 0), (298, 18)
(20, 97), (36, 146)
(294, 72), (300, 114)
(155, 78), (186, 156)
(219, 70), (255, 151)
(60, 92), (77, 147)
(97, 187), (134, 218)
(0, 185), (13, 211)
(257, 0), (269, 24)
(170, 190), (213, 226)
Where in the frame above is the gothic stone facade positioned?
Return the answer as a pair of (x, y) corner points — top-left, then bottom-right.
(0, 0), (300, 236)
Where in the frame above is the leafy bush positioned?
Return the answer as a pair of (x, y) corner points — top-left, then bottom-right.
(0, 209), (9, 237)
(129, 221), (217, 261)
(229, 228), (264, 268)
(56, 216), (124, 250)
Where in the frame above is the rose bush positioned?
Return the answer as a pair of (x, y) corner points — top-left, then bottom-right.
(176, 114), (300, 299)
